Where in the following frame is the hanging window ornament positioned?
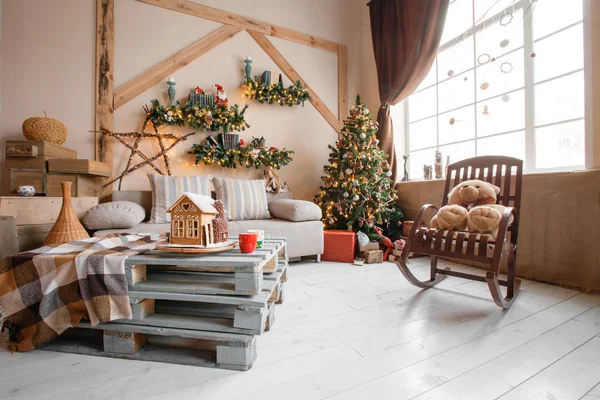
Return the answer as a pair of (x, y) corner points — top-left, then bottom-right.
(480, 82), (490, 91)
(530, 51), (537, 58)
(449, 117), (456, 125)
(482, 105), (489, 115)
(500, 13), (513, 26)
(500, 39), (510, 48)
(477, 53), (491, 65)
(500, 62), (514, 73)
(464, 76), (468, 82)
(447, 69), (455, 78)
(502, 94), (510, 102)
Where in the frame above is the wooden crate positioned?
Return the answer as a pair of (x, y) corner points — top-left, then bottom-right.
(5, 140), (77, 170)
(16, 223), (54, 252)
(0, 216), (19, 259)
(46, 173), (99, 197)
(48, 159), (112, 177)
(9, 169), (46, 194)
(0, 196), (98, 225)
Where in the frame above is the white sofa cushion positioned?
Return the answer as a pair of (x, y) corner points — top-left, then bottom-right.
(82, 201), (145, 230)
(148, 174), (211, 223)
(212, 177), (270, 221)
(268, 199), (322, 222)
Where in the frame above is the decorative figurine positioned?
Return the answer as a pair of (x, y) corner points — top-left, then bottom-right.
(167, 76), (176, 107)
(215, 84), (228, 105)
(165, 192), (228, 246)
(424, 165), (433, 180)
(401, 154), (410, 182)
(434, 150), (443, 179)
(17, 185), (36, 197)
(244, 56), (253, 81)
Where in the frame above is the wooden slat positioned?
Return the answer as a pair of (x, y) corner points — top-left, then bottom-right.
(434, 230), (445, 251)
(338, 44), (348, 121)
(444, 230), (455, 252)
(466, 234), (477, 254)
(247, 30), (341, 133)
(478, 235), (489, 258)
(424, 229), (436, 249)
(137, 0), (339, 54)
(502, 165), (513, 206)
(455, 232), (466, 254)
(114, 25), (242, 110)
(137, 0), (270, 34)
(270, 25), (339, 53)
(95, 0), (115, 201)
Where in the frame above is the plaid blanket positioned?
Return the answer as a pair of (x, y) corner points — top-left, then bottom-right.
(0, 233), (159, 351)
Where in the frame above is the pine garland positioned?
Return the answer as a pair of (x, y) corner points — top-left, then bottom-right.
(242, 78), (311, 107)
(145, 99), (250, 132)
(189, 143), (294, 169)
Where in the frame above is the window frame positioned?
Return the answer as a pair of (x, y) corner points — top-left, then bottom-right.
(404, 0), (585, 175)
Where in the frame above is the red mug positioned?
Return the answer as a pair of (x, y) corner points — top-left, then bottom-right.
(239, 232), (258, 253)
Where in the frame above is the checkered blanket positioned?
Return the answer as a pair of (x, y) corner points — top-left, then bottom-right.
(0, 233), (159, 351)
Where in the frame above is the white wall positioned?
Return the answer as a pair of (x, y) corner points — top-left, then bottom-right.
(0, 0), (363, 200)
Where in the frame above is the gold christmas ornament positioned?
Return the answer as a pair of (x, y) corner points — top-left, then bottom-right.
(22, 112), (67, 144)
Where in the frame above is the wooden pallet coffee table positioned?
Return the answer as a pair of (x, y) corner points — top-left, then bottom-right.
(42, 237), (289, 370)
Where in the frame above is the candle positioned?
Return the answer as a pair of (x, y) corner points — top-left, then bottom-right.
(168, 76), (175, 83)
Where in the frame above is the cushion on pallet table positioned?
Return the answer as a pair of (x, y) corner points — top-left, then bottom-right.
(322, 229), (356, 263)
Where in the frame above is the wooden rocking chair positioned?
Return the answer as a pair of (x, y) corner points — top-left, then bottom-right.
(396, 156), (523, 309)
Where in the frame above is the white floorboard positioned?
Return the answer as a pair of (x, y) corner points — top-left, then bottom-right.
(0, 259), (598, 400)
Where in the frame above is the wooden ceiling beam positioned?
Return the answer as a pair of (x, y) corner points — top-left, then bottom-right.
(338, 44), (348, 121)
(247, 30), (341, 133)
(137, 0), (340, 54)
(114, 25), (243, 110)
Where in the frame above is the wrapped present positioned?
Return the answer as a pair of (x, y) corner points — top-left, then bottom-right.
(393, 238), (407, 251)
(322, 230), (356, 263)
(361, 250), (383, 264)
(359, 241), (379, 252)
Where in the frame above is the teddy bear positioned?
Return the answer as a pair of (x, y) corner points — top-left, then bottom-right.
(430, 179), (507, 239)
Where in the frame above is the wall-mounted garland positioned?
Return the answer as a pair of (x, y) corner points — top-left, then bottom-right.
(189, 141), (294, 169)
(145, 99), (249, 132)
(241, 57), (311, 107)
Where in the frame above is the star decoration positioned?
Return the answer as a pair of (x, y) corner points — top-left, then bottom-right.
(477, 53), (492, 65)
(500, 13), (513, 26)
(502, 94), (510, 102)
(94, 119), (196, 189)
(500, 39), (510, 48)
(480, 82), (490, 90)
(500, 62), (514, 73)
(482, 105), (490, 115)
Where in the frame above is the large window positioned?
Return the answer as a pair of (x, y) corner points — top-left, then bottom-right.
(402, 0), (585, 176)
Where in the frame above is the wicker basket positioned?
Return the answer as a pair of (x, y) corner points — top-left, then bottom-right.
(44, 181), (89, 246)
(22, 113), (67, 145)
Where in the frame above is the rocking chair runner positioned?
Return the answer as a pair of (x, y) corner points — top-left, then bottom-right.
(396, 156), (523, 309)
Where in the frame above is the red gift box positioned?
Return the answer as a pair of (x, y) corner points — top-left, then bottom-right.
(322, 229), (356, 263)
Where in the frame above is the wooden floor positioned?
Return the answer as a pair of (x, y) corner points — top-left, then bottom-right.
(1, 258), (600, 400)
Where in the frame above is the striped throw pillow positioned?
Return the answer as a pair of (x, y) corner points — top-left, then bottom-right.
(212, 178), (271, 221)
(148, 174), (212, 223)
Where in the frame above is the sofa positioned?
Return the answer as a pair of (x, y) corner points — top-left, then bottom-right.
(92, 190), (324, 261)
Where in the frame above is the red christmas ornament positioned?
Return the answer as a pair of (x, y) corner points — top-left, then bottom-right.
(194, 86), (204, 94)
(239, 139), (245, 146)
(269, 146), (277, 150)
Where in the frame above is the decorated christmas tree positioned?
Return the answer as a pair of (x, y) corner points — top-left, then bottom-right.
(314, 96), (403, 238)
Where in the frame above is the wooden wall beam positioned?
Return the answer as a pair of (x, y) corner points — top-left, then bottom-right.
(247, 30), (341, 133)
(270, 25), (339, 54)
(95, 0), (115, 201)
(138, 0), (270, 34)
(137, 0), (340, 54)
(338, 44), (348, 122)
(114, 25), (243, 110)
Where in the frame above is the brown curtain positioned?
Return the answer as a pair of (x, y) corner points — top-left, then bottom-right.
(369, 0), (449, 182)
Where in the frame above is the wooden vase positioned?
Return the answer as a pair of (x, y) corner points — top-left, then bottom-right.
(43, 181), (89, 246)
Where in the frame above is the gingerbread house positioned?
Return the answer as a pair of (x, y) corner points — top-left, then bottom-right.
(165, 192), (227, 246)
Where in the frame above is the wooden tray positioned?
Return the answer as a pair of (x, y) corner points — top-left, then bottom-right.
(155, 241), (235, 254)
